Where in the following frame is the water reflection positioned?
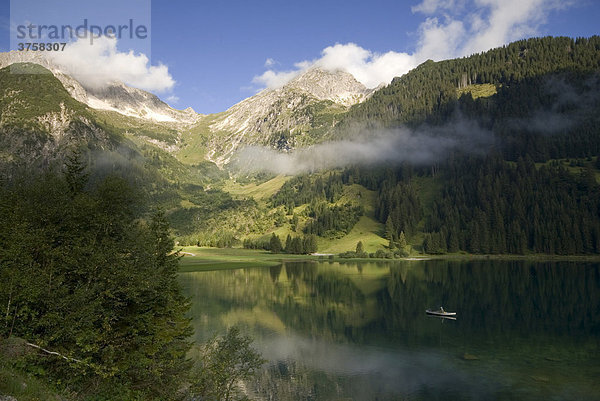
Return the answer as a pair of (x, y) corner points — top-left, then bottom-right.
(179, 260), (600, 400)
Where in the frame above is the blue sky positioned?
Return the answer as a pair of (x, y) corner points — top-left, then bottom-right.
(1, 0), (599, 114)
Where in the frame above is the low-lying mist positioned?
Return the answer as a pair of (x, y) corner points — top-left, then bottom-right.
(231, 118), (494, 175)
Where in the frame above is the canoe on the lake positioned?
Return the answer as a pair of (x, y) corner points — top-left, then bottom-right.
(426, 309), (457, 317)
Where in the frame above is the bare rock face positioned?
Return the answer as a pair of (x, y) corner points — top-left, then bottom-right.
(0, 51), (200, 124)
(85, 82), (200, 124)
(285, 68), (373, 106)
(206, 68), (374, 166)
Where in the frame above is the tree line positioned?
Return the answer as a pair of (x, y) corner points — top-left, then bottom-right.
(243, 233), (318, 255)
(0, 154), (264, 400)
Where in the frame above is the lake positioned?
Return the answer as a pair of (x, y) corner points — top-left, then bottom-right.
(179, 260), (600, 400)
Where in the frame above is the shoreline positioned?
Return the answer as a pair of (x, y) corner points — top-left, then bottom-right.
(177, 246), (600, 272)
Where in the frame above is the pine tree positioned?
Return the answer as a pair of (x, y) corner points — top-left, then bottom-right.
(63, 149), (89, 195)
(270, 233), (282, 254)
(285, 234), (292, 253)
(356, 241), (365, 256)
(447, 229), (459, 253)
(398, 231), (407, 250)
(385, 215), (395, 242)
(303, 235), (318, 254)
(290, 237), (304, 254)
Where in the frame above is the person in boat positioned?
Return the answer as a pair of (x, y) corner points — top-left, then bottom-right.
(440, 306), (445, 313)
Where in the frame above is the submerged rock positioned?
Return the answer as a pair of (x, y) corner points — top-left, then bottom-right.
(461, 353), (480, 360)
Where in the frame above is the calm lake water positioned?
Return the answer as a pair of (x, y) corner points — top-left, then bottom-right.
(179, 260), (600, 401)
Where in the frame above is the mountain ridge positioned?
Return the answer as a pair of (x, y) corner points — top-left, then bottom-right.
(0, 51), (201, 124)
(0, 52), (379, 167)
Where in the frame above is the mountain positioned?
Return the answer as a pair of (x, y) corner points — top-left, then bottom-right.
(0, 52), (375, 167)
(2, 36), (600, 256)
(0, 51), (200, 124)
(197, 68), (374, 166)
(0, 62), (119, 165)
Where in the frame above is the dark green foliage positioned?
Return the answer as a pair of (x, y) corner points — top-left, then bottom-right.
(303, 234), (318, 254)
(270, 233), (283, 253)
(271, 173), (363, 239)
(338, 166), (422, 244)
(243, 237), (272, 251)
(304, 202), (363, 238)
(0, 63), (87, 126)
(325, 37), (600, 256)
(286, 235), (317, 254)
(63, 148), (90, 194)
(167, 189), (252, 237)
(376, 182), (422, 239)
(355, 241), (369, 258)
(243, 234), (317, 254)
(0, 168), (192, 399)
(289, 236), (304, 254)
(272, 173), (344, 210)
(398, 232), (407, 250)
(424, 155), (600, 254)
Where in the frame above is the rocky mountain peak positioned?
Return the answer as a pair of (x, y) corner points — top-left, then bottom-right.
(204, 67), (374, 166)
(285, 67), (373, 106)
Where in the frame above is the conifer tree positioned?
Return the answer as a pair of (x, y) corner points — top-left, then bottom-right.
(270, 233), (282, 254)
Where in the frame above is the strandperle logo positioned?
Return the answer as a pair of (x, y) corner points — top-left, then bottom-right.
(16, 19), (148, 45)
(10, 0), (152, 57)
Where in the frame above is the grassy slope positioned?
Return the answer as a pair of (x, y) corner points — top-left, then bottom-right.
(319, 184), (387, 253)
(176, 114), (223, 165)
(91, 109), (181, 145)
(222, 175), (290, 202)
(0, 365), (63, 401)
(456, 83), (497, 99)
(214, 175), (447, 255)
(0, 63), (87, 124)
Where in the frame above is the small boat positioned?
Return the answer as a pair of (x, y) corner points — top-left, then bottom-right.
(426, 307), (457, 318)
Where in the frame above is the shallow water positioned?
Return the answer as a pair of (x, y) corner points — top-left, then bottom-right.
(179, 260), (600, 400)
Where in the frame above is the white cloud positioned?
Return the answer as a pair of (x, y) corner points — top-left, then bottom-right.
(252, 69), (303, 89)
(264, 58), (276, 67)
(166, 95), (179, 104)
(411, 0), (457, 14)
(50, 36), (175, 93)
(234, 119), (493, 175)
(314, 43), (416, 89)
(254, 44), (417, 90)
(253, 0), (573, 90)
(414, 17), (466, 61)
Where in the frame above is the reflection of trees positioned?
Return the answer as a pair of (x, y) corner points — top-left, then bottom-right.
(275, 262), (370, 341)
(251, 359), (343, 401)
(378, 260), (600, 343)
(181, 260), (600, 347)
(269, 265), (282, 283)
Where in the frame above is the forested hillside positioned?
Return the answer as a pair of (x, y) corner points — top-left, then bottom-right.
(336, 36), (600, 131)
(257, 36), (600, 256)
